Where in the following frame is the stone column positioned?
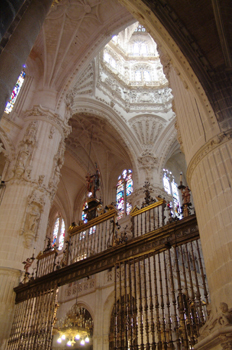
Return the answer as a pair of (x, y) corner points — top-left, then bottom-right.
(0, 0), (53, 119)
(0, 105), (71, 348)
(168, 64), (232, 348)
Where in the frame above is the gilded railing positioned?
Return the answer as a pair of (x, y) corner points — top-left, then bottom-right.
(130, 199), (166, 237)
(7, 213), (209, 350)
(67, 208), (117, 265)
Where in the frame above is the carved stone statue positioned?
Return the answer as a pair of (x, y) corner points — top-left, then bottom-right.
(14, 121), (38, 178)
(49, 140), (65, 190)
(21, 189), (45, 248)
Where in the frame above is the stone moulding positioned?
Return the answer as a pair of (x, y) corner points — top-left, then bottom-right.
(187, 130), (232, 185)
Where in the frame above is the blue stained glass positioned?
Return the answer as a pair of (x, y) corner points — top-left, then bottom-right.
(5, 70), (26, 114)
(126, 175), (133, 196)
(122, 170), (127, 179)
(116, 170), (133, 219)
(82, 202), (88, 223)
(52, 218), (59, 247)
(116, 181), (124, 215)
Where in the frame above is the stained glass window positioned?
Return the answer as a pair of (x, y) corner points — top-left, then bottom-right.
(52, 218), (59, 247)
(52, 217), (66, 250)
(5, 70), (26, 114)
(163, 173), (171, 194)
(58, 219), (65, 250)
(82, 202), (88, 223)
(116, 169), (133, 220)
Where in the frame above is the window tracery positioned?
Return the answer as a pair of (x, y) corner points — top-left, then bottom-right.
(116, 169), (133, 220)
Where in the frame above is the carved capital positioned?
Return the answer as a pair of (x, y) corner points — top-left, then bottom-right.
(24, 105), (72, 138)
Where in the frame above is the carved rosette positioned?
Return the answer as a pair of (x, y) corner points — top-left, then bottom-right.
(21, 189), (45, 248)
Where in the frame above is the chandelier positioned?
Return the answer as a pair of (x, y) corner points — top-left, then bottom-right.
(54, 304), (93, 347)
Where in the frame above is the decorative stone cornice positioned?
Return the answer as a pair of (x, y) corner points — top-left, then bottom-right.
(187, 130), (232, 184)
(24, 105), (72, 138)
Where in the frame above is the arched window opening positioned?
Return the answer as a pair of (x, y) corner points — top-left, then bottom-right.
(116, 169), (133, 220)
(163, 169), (181, 217)
(134, 24), (146, 32)
(133, 42), (139, 54)
(5, 70), (26, 114)
(52, 217), (66, 250)
(140, 43), (147, 55)
(143, 70), (151, 81)
(135, 70), (142, 81)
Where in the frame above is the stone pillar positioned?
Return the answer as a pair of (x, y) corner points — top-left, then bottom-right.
(0, 0), (53, 119)
(0, 105), (71, 348)
(167, 64), (232, 348)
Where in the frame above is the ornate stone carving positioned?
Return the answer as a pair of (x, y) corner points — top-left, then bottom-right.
(49, 126), (55, 139)
(25, 105), (71, 138)
(138, 150), (158, 172)
(21, 189), (45, 248)
(14, 121), (38, 179)
(175, 118), (184, 154)
(130, 115), (165, 148)
(198, 303), (232, 341)
(48, 140), (66, 196)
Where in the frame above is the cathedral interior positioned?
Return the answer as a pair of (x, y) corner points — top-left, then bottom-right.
(0, 0), (231, 349)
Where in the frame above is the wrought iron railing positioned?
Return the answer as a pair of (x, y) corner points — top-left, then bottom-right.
(7, 199), (208, 350)
(111, 238), (209, 350)
(131, 199), (166, 237)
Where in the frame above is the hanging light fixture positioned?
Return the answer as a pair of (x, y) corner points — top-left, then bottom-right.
(54, 289), (93, 346)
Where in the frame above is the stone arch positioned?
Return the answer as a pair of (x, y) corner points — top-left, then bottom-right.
(71, 100), (141, 190)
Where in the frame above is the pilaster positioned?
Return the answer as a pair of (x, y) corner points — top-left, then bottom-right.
(0, 105), (71, 347)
